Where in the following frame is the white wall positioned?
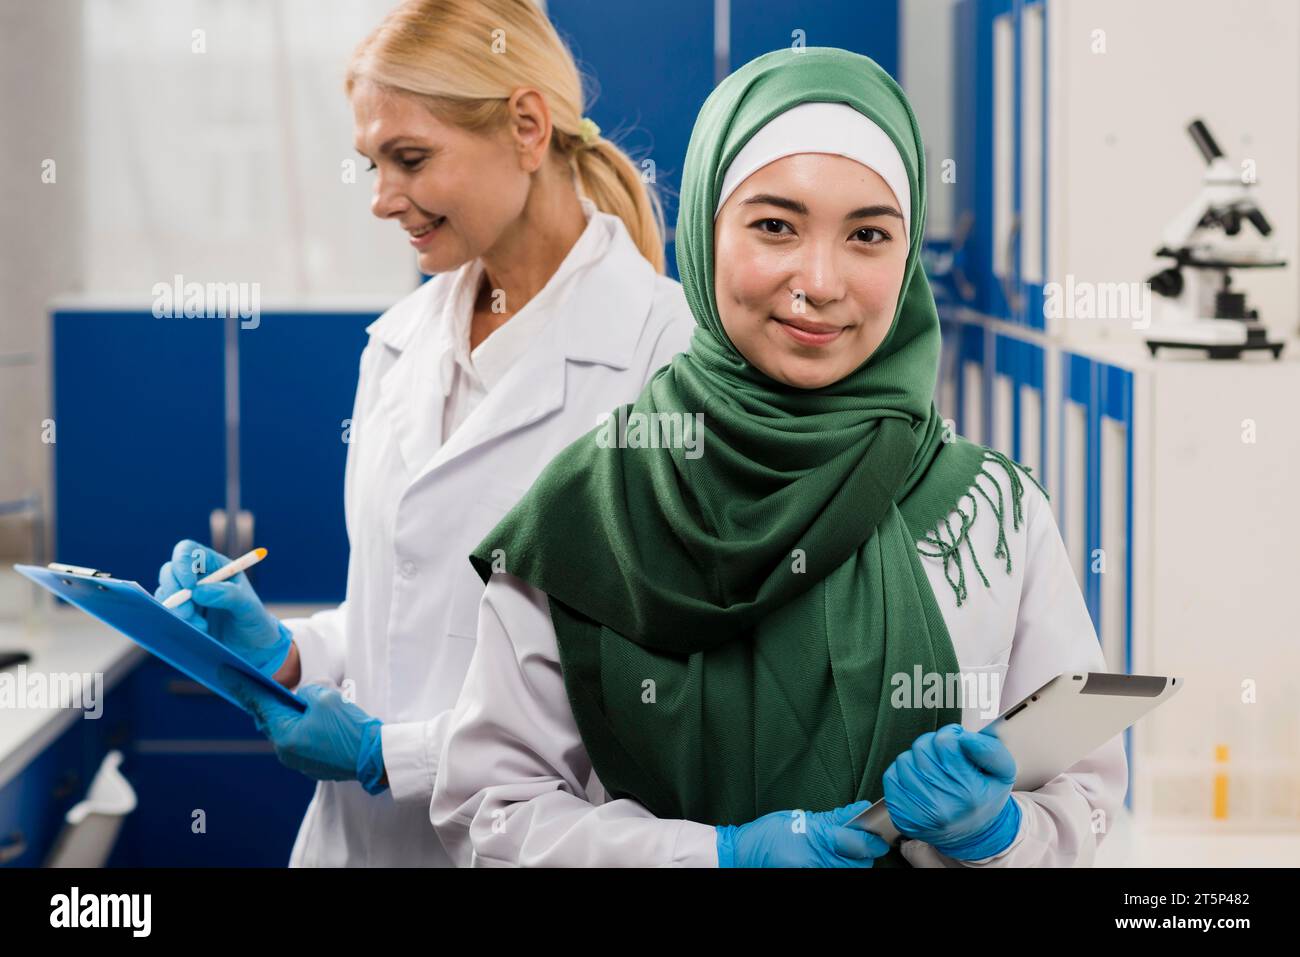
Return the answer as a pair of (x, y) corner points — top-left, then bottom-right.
(81, 0), (413, 300)
(0, 0), (83, 557)
(1049, 0), (1300, 344)
(0, 0), (418, 559)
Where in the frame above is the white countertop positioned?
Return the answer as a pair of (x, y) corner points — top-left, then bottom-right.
(0, 608), (144, 790)
(945, 305), (1300, 372)
(1097, 808), (1300, 866)
(46, 293), (400, 314)
(1060, 335), (1300, 372)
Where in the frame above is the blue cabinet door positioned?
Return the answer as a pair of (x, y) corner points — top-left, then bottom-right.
(994, 333), (1018, 455)
(958, 320), (989, 442)
(953, 0), (1015, 320)
(992, 334), (1045, 463)
(951, 0), (978, 311)
(122, 657), (268, 741)
(1100, 362), (1134, 673)
(729, 0), (900, 77)
(1020, 339), (1046, 473)
(53, 310), (226, 588)
(954, 0), (1051, 325)
(937, 315), (961, 424)
(1060, 351), (1101, 628)
(237, 313), (375, 603)
(1018, 0), (1048, 330)
(105, 657), (316, 866)
(547, 0), (715, 279)
(106, 750), (316, 867)
(1058, 358), (1134, 649)
(0, 721), (88, 867)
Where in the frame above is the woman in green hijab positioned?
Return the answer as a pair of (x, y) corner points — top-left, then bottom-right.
(431, 47), (1126, 867)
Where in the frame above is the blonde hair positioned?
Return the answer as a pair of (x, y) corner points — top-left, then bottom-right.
(347, 0), (666, 273)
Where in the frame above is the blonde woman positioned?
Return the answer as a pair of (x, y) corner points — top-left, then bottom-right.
(154, 0), (693, 866)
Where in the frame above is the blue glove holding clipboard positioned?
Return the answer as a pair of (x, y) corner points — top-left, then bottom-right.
(14, 561), (307, 719)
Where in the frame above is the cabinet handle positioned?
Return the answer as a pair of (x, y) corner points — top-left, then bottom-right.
(209, 508), (255, 559)
(165, 678), (214, 697)
(949, 210), (977, 303)
(0, 830), (27, 864)
(51, 770), (81, 801)
(1002, 213), (1024, 315)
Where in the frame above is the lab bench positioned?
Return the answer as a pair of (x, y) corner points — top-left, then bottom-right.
(0, 601), (318, 867)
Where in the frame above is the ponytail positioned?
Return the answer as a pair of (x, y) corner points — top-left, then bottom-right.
(348, 0), (668, 272)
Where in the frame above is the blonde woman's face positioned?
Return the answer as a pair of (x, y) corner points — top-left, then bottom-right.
(712, 154), (909, 390)
(351, 80), (536, 274)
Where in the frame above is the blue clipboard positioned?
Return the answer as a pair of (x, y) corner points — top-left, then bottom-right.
(15, 563), (307, 715)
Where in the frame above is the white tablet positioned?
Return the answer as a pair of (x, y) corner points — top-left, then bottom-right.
(847, 671), (1181, 843)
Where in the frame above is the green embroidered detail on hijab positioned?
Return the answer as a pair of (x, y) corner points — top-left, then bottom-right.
(469, 47), (1043, 866)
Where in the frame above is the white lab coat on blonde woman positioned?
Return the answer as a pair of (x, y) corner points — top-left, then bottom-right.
(281, 198), (692, 866)
(430, 463), (1129, 868)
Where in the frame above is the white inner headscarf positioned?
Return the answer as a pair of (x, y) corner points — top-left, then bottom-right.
(714, 101), (911, 240)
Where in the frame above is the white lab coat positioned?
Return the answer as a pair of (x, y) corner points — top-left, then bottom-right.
(279, 209), (695, 867)
(431, 461), (1130, 867)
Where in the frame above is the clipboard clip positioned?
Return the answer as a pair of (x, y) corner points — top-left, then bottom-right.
(47, 562), (113, 579)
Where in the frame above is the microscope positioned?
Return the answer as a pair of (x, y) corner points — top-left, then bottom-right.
(1145, 119), (1287, 359)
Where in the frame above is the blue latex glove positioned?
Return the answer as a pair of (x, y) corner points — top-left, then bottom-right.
(220, 667), (387, 795)
(156, 539), (292, 678)
(715, 801), (891, 867)
(882, 723), (1021, 860)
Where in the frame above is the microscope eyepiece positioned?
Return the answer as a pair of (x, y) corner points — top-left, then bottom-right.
(1187, 119), (1224, 163)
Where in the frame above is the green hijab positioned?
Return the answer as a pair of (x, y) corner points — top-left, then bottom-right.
(471, 47), (1044, 865)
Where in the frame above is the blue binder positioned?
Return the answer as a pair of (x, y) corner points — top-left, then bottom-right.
(14, 563), (307, 715)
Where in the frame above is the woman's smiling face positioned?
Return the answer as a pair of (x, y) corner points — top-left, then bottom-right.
(351, 79), (539, 275)
(712, 153), (909, 389)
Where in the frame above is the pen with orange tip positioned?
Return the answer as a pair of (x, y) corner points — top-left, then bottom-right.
(161, 547), (268, 609)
